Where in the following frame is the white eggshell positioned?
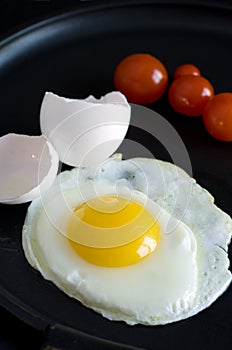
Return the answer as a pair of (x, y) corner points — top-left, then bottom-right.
(40, 91), (131, 167)
(0, 134), (59, 204)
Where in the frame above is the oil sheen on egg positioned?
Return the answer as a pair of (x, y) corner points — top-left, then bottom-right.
(22, 157), (232, 325)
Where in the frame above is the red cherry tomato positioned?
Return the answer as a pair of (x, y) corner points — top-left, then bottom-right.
(203, 93), (232, 141)
(114, 53), (168, 104)
(168, 75), (214, 117)
(174, 64), (201, 79)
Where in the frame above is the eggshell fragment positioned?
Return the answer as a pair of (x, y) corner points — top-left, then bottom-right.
(0, 134), (59, 204)
(40, 91), (131, 167)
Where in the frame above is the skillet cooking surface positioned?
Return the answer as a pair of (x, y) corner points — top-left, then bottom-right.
(0, 1), (231, 349)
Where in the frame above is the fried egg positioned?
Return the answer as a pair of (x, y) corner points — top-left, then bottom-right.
(22, 157), (232, 325)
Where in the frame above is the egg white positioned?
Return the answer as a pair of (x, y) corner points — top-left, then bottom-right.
(22, 157), (232, 325)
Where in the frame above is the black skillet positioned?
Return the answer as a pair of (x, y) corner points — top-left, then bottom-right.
(0, 1), (231, 349)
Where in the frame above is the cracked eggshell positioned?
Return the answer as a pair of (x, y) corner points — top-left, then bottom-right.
(40, 91), (131, 167)
(0, 134), (59, 204)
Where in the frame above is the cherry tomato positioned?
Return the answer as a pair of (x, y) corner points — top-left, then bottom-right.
(168, 75), (214, 117)
(203, 93), (232, 141)
(174, 64), (201, 79)
(114, 53), (168, 104)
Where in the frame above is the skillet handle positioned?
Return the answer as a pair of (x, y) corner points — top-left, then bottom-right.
(41, 323), (140, 350)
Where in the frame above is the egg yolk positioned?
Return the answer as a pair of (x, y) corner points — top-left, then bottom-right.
(68, 196), (160, 267)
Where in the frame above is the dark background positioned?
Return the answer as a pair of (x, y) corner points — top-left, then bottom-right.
(0, 1), (232, 349)
(0, 2), (90, 349)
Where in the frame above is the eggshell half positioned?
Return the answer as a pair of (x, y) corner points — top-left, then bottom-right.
(0, 134), (59, 204)
(40, 91), (131, 167)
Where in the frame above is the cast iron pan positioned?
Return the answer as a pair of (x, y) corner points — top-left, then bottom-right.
(0, 1), (231, 349)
